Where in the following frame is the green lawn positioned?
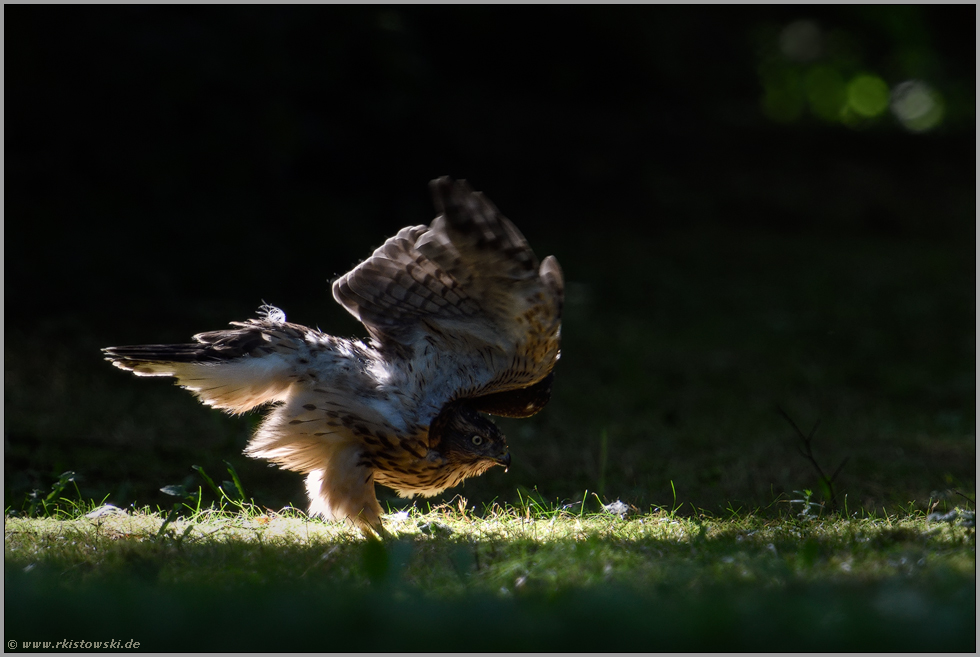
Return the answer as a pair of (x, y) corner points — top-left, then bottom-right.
(5, 502), (975, 651)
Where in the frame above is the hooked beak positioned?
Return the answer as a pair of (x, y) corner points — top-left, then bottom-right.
(496, 451), (512, 472)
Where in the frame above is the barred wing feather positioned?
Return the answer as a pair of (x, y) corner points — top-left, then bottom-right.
(332, 177), (564, 401)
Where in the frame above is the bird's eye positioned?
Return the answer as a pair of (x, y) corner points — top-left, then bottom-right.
(470, 435), (483, 446)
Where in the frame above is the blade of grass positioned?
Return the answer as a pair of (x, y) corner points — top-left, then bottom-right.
(192, 465), (222, 499)
(224, 461), (247, 501)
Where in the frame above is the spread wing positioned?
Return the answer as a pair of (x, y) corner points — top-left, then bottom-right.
(332, 177), (563, 410)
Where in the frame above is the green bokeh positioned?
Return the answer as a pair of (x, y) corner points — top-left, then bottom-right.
(892, 81), (946, 132)
(847, 74), (890, 118)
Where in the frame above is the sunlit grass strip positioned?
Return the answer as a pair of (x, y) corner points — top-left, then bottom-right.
(6, 499), (974, 588)
(5, 495), (975, 541)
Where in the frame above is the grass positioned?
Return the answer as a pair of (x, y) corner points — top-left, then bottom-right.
(5, 489), (975, 651)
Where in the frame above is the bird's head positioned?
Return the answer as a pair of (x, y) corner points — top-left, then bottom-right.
(432, 402), (511, 475)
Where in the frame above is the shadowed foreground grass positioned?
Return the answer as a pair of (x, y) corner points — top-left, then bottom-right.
(5, 501), (975, 651)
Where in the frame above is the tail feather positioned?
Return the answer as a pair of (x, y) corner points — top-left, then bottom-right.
(103, 315), (307, 414)
(103, 344), (224, 375)
(103, 341), (242, 364)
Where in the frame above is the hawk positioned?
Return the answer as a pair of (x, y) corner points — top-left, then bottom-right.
(103, 177), (563, 535)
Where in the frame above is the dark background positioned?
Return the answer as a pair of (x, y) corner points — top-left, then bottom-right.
(5, 6), (975, 516)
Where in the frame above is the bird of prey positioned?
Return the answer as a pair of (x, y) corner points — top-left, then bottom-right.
(104, 177), (563, 535)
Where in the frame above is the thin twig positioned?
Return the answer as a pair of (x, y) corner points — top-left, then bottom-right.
(952, 489), (976, 507)
(777, 406), (848, 512)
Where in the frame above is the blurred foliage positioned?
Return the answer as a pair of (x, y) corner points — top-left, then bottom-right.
(753, 10), (970, 131)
